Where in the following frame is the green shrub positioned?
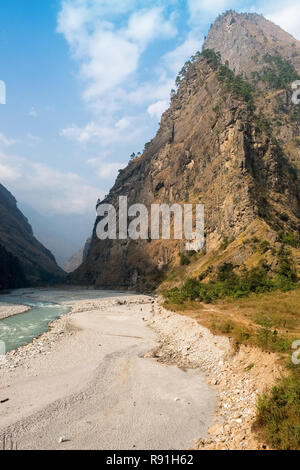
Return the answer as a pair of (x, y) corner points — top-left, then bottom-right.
(217, 64), (254, 102)
(217, 262), (235, 281)
(279, 213), (289, 222)
(257, 374), (300, 449)
(175, 49), (254, 105)
(164, 287), (187, 305)
(163, 260), (298, 305)
(219, 321), (234, 334)
(259, 240), (271, 253)
(278, 231), (300, 248)
(201, 49), (221, 69)
(220, 236), (231, 250)
(261, 54), (300, 90)
(255, 326), (291, 353)
(180, 253), (190, 266)
(179, 250), (199, 266)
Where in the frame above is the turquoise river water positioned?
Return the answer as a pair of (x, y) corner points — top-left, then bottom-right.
(0, 295), (70, 353)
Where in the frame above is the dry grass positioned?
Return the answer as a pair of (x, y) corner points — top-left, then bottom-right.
(221, 290), (300, 342)
(165, 289), (300, 353)
(164, 289), (300, 449)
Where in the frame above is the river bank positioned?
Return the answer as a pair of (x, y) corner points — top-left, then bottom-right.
(0, 289), (282, 450)
(150, 303), (282, 450)
(0, 289), (216, 450)
(0, 303), (30, 320)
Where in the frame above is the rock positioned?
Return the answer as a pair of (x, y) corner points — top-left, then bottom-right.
(208, 423), (224, 436)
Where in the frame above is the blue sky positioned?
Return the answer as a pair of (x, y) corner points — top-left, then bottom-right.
(0, 0), (300, 218)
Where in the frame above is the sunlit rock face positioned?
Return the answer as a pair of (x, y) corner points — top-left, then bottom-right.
(72, 12), (300, 291)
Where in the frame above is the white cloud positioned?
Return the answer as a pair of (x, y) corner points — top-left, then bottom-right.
(163, 33), (204, 74)
(60, 114), (146, 146)
(188, 0), (237, 20)
(147, 100), (168, 119)
(57, 1), (176, 102)
(81, 29), (140, 100)
(115, 117), (130, 130)
(0, 150), (102, 214)
(60, 121), (110, 143)
(87, 158), (126, 180)
(0, 162), (20, 181)
(0, 132), (18, 147)
(263, 1), (300, 40)
(57, 0), (183, 143)
(126, 7), (177, 47)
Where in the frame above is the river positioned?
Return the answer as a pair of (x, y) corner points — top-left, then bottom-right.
(0, 295), (70, 352)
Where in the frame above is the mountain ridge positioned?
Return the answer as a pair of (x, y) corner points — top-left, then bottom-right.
(0, 183), (65, 288)
(71, 11), (300, 291)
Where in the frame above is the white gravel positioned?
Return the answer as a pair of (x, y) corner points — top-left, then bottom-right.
(0, 289), (281, 450)
(0, 289), (217, 450)
(0, 303), (30, 320)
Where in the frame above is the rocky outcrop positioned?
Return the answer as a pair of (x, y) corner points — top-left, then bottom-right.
(204, 11), (300, 77)
(0, 183), (65, 288)
(71, 11), (300, 290)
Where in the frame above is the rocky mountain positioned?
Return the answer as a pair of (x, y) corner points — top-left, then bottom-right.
(19, 203), (94, 269)
(71, 11), (300, 291)
(0, 243), (26, 290)
(65, 238), (91, 273)
(0, 183), (65, 288)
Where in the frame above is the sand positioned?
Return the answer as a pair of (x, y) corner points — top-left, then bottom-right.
(0, 289), (217, 450)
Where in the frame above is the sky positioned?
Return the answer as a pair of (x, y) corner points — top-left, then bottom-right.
(0, 0), (300, 221)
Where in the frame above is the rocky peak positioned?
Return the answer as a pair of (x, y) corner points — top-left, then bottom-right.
(71, 12), (300, 290)
(204, 11), (300, 77)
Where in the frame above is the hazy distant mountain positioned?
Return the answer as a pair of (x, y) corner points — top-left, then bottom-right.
(65, 238), (91, 273)
(19, 203), (94, 269)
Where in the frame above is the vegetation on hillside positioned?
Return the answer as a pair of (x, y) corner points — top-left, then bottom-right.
(257, 372), (300, 450)
(261, 54), (300, 90)
(164, 247), (297, 305)
(176, 49), (255, 104)
(163, 238), (300, 449)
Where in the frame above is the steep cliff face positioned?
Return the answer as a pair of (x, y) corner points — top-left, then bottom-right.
(204, 11), (300, 77)
(72, 11), (300, 290)
(0, 183), (65, 287)
(0, 243), (26, 290)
